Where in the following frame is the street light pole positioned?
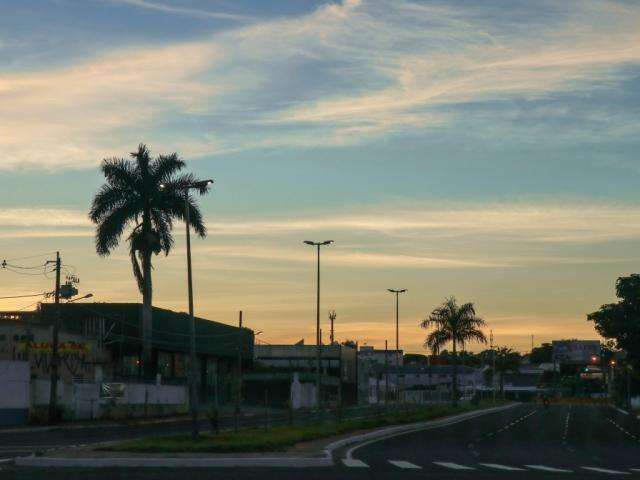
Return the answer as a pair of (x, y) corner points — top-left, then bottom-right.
(161, 178), (213, 439)
(304, 240), (333, 410)
(387, 289), (406, 367)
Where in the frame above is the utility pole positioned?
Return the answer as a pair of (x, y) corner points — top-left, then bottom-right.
(235, 310), (243, 432)
(384, 340), (389, 408)
(387, 289), (407, 367)
(185, 192), (199, 439)
(490, 330), (496, 404)
(48, 252), (61, 423)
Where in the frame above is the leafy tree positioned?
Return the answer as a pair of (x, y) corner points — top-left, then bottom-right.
(421, 296), (487, 406)
(588, 274), (640, 366)
(341, 339), (357, 349)
(89, 144), (211, 374)
(529, 343), (553, 364)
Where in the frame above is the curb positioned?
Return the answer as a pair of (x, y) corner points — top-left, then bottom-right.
(15, 403), (517, 469)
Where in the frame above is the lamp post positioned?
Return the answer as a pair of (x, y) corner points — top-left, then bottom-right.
(161, 178), (213, 439)
(304, 240), (333, 410)
(66, 293), (93, 303)
(387, 289), (406, 367)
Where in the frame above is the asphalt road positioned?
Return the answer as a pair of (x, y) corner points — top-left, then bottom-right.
(2, 403), (640, 479)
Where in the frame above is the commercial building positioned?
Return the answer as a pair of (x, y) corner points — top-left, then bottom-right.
(0, 303), (253, 423)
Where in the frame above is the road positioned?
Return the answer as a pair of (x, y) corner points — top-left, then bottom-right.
(2, 403), (640, 479)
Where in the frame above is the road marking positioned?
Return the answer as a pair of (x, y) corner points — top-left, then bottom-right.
(606, 418), (640, 442)
(475, 408), (538, 442)
(630, 468), (640, 473)
(342, 458), (369, 468)
(388, 460), (422, 469)
(563, 405), (572, 445)
(479, 463), (526, 471)
(0, 459), (13, 464)
(525, 465), (573, 473)
(617, 408), (630, 416)
(433, 462), (475, 470)
(581, 467), (630, 475)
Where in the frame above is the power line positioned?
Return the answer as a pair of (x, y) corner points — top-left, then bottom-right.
(2, 252), (57, 262)
(0, 292), (49, 300)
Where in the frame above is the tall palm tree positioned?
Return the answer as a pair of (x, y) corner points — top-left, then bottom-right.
(421, 297), (487, 407)
(89, 144), (211, 375)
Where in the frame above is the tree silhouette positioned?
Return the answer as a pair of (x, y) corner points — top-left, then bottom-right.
(89, 144), (210, 374)
(421, 296), (487, 406)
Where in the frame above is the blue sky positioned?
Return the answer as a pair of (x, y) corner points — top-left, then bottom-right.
(1, 0), (640, 352)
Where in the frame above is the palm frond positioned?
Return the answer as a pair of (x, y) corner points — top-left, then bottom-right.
(151, 153), (185, 184)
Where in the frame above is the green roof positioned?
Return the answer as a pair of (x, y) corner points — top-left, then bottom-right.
(40, 302), (253, 359)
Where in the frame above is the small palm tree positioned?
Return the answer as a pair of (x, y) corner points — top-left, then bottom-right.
(421, 297), (487, 407)
(494, 347), (521, 397)
(89, 144), (211, 375)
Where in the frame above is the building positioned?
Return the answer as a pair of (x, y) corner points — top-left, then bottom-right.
(250, 343), (357, 408)
(0, 303), (253, 422)
(366, 364), (486, 404)
(358, 345), (403, 366)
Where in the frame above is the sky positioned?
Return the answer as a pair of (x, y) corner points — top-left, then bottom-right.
(1, 0), (639, 354)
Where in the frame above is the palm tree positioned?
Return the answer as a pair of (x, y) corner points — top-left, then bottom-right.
(493, 347), (521, 397)
(421, 297), (487, 407)
(89, 144), (211, 375)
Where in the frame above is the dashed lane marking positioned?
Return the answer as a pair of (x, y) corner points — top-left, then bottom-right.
(581, 466), (631, 475)
(606, 418), (640, 442)
(388, 460), (422, 469)
(474, 409), (537, 443)
(479, 463), (526, 471)
(0, 459), (13, 464)
(617, 408), (630, 416)
(525, 465), (573, 473)
(433, 462), (475, 470)
(342, 459), (369, 468)
(563, 406), (572, 445)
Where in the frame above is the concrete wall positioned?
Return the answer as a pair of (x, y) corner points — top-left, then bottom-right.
(0, 360), (30, 426)
(30, 379), (188, 420)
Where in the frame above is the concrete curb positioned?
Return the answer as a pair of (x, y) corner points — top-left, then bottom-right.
(15, 403), (517, 469)
(323, 402), (517, 457)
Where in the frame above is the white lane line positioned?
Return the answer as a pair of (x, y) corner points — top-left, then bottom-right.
(630, 468), (640, 472)
(342, 458), (369, 468)
(388, 460), (422, 469)
(525, 465), (573, 473)
(581, 466), (631, 475)
(433, 462), (475, 470)
(0, 458), (13, 464)
(617, 408), (630, 416)
(479, 463), (526, 471)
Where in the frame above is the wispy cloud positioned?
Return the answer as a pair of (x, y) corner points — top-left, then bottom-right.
(2, 0), (639, 170)
(109, 0), (251, 22)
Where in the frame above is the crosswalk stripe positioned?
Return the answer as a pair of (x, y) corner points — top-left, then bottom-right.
(479, 463), (526, 471)
(388, 460), (421, 469)
(581, 467), (630, 475)
(525, 465), (573, 473)
(342, 458), (369, 468)
(433, 462), (475, 470)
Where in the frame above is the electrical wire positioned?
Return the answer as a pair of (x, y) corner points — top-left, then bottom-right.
(2, 252), (57, 262)
(0, 292), (48, 300)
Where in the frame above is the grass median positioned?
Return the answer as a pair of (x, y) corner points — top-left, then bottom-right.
(102, 401), (506, 453)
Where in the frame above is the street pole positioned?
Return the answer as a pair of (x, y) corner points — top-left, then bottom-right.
(490, 330), (496, 405)
(304, 240), (333, 410)
(159, 179), (212, 438)
(235, 310), (243, 432)
(185, 192), (199, 439)
(384, 340), (389, 408)
(48, 251), (61, 423)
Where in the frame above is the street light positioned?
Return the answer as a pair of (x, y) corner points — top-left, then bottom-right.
(387, 289), (407, 366)
(160, 178), (214, 439)
(66, 293), (93, 303)
(304, 240), (333, 409)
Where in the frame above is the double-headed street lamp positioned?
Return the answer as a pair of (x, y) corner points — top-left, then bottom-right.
(387, 289), (407, 367)
(304, 240), (333, 409)
(161, 178), (213, 438)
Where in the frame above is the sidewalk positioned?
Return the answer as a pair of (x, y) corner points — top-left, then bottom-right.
(15, 403), (517, 468)
(0, 405), (275, 434)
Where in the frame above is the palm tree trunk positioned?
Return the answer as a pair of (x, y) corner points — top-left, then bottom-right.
(141, 247), (153, 379)
(452, 339), (458, 408)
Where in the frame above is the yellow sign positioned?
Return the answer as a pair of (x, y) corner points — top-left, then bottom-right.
(17, 341), (91, 354)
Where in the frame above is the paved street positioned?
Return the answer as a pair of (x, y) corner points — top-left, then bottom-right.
(2, 404), (640, 479)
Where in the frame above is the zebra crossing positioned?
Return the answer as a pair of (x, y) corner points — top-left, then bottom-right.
(341, 458), (640, 474)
